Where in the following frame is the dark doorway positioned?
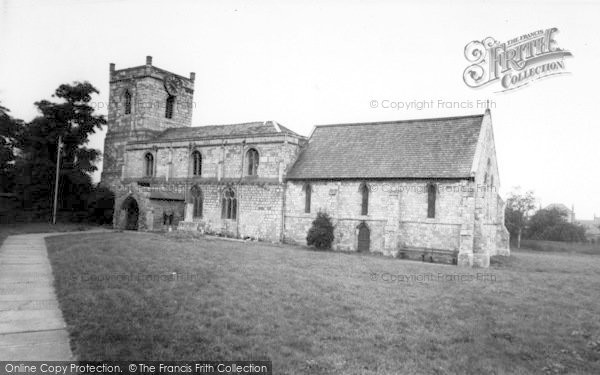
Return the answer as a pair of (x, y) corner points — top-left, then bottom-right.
(122, 196), (139, 230)
(357, 222), (370, 252)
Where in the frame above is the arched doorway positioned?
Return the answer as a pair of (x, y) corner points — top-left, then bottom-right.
(357, 222), (370, 252)
(122, 196), (139, 230)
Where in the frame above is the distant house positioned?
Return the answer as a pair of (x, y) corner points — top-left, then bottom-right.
(544, 203), (575, 223)
(578, 216), (600, 243)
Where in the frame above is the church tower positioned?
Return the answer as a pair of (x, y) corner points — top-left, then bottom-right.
(100, 56), (195, 187)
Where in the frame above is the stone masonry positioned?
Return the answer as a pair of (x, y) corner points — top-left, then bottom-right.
(101, 56), (509, 268)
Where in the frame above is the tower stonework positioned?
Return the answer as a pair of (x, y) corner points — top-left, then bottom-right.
(101, 56), (195, 188)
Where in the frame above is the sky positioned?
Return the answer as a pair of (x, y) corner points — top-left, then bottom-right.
(0, 0), (598, 219)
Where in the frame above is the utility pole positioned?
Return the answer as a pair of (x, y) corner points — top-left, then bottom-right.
(52, 135), (62, 225)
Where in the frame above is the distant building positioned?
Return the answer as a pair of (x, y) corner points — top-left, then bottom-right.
(578, 215), (600, 243)
(544, 203), (575, 223)
(101, 56), (509, 267)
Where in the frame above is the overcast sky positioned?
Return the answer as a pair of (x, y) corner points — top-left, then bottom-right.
(1, 0), (598, 219)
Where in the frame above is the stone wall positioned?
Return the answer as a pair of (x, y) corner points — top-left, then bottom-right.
(468, 111), (510, 265)
(101, 58), (195, 187)
(125, 137), (302, 181)
(284, 180), (475, 256)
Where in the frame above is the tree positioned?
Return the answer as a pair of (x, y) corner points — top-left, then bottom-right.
(504, 188), (536, 248)
(306, 211), (335, 250)
(0, 103), (23, 192)
(528, 208), (586, 242)
(14, 82), (106, 215)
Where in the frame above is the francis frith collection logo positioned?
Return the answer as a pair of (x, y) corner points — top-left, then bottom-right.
(463, 28), (573, 92)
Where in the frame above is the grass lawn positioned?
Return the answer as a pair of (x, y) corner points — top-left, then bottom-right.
(0, 221), (104, 246)
(45, 232), (600, 374)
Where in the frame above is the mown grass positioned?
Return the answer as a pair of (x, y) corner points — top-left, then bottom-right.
(0, 221), (101, 247)
(45, 233), (600, 374)
(519, 239), (600, 255)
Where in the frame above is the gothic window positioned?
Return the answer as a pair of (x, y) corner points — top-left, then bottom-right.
(124, 91), (132, 114)
(165, 95), (175, 119)
(246, 148), (259, 176)
(191, 185), (203, 218)
(304, 183), (312, 213)
(192, 151), (202, 176)
(360, 182), (369, 215)
(427, 182), (436, 218)
(144, 153), (154, 177)
(221, 188), (237, 219)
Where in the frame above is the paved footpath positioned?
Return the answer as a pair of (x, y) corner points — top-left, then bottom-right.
(0, 230), (111, 360)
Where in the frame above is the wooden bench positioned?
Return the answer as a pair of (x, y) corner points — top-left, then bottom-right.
(397, 247), (459, 265)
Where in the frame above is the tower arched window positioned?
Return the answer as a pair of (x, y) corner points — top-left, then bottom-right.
(190, 185), (203, 218)
(144, 153), (154, 177)
(124, 91), (132, 114)
(221, 188), (237, 219)
(246, 148), (259, 176)
(360, 182), (369, 215)
(427, 182), (437, 218)
(192, 151), (202, 176)
(304, 183), (312, 213)
(165, 95), (175, 119)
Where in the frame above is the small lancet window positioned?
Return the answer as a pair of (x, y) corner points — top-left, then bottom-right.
(304, 183), (312, 213)
(427, 182), (437, 218)
(144, 153), (154, 177)
(192, 151), (202, 176)
(165, 95), (175, 119)
(360, 182), (369, 215)
(246, 148), (259, 176)
(124, 91), (132, 114)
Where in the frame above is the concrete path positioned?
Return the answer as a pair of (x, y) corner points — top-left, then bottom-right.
(0, 230), (111, 360)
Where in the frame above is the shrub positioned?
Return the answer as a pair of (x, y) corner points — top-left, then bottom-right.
(306, 211), (335, 250)
(86, 186), (115, 224)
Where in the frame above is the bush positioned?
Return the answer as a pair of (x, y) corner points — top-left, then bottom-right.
(306, 211), (335, 250)
(86, 186), (115, 224)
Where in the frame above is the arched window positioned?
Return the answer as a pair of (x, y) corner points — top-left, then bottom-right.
(246, 148), (259, 176)
(360, 182), (369, 215)
(427, 182), (436, 218)
(192, 151), (202, 176)
(124, 91), (132, 114)
(144, 153), (154, 177)
(221, 188), (237, 219)
(304, 183), (312, 213)
(165, 95), (175, 119)
(191, 185), (203, 218)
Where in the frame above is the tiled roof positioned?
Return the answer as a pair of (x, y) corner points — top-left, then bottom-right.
(287, 114), (484, 180)
(153, 121), (301, 142)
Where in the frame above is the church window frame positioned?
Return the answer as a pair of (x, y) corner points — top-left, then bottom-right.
(427, 182), (437, 218)
(165, 95), (175, 119)
(359, 181), (369, 216)
(124, 90), (132, 115)
(221, 187), (237, 220)
(144, 152), (154, 177)
(246, 148), (259, 176)
(192, 150), (202, 176)
(190, 185), (203, 218)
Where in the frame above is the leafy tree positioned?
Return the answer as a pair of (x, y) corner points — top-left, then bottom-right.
(307, 211), (335, 250)
(504, 188), (536, 248)
(87, 185), (115, 224)
(0, 103), (23, 192)
(528, 208), (586, 242)
(14, 82), (106, 215)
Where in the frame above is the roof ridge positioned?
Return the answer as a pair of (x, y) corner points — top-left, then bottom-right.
(314, 113), (485, 128)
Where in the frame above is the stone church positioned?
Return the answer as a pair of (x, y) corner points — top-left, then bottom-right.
(101, 56), (509, 267)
